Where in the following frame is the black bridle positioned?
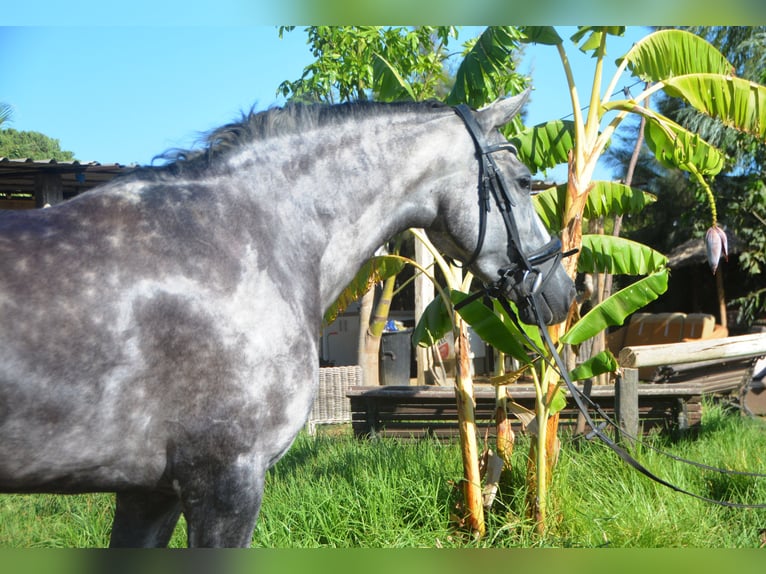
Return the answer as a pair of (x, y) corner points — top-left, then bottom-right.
(452, 103), (766, 509)
(452, 104), (575, 303)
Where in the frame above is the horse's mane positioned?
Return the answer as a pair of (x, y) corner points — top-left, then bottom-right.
(126, 99), (450, 181)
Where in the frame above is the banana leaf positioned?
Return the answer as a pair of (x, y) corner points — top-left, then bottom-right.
(372, 53), (416, 102)
(491, 297), (545, 352)
(324, 255), (405, 325)
(412, 293), (453, 348)
(547, 386), (567, 415)
(584, 181), (657, 220)
(447, 26), (526, 108)
(569, 350), (619, 381)
(561, 268), (669, 346)
(510, 120), (576, 172)
(451, 291), (533, 364)
(570, 26), (626, 53)
(518, 26), (563, 46)
(578, 234), (668, 276)
(643, 115), (726, 176)
(605, 101), (726, 176)
(617, 29), (734, 81)
(534, 181), (656, 232)
(662, 74), (766, 141)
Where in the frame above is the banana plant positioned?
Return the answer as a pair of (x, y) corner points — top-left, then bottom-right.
(490, 26), (766, 532)
(412, 26), (766, 534)
(413, 222), (666, 530)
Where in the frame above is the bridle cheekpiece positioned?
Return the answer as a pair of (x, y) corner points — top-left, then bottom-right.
(452, 104), (575, 303)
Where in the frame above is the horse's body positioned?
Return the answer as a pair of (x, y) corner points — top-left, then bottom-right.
(0, 94), (574, 546)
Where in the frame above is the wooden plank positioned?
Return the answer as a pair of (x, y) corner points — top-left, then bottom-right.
(619, 332), (766, 368)
(348, 380), (716, 440)
(348, 383), (706, 399)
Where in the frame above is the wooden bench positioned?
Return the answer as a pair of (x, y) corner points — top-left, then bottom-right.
(346, 383), (706, 439)
(346, 334), (766, 440)
(615, 332), (766, 438)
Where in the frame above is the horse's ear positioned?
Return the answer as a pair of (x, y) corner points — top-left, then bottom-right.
(476, 88), (532, 132)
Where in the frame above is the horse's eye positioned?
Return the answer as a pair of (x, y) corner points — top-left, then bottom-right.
(517, 176), (531, 192)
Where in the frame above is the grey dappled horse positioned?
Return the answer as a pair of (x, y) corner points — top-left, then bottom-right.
(0, 92), (575, 547)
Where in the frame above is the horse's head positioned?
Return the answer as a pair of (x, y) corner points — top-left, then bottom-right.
(427, 90), (576, 325)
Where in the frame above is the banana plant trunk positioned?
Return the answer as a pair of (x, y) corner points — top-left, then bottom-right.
(454, 317), (485, 537)
(358, 273), (397, 386)
(527, 155), (588, 528)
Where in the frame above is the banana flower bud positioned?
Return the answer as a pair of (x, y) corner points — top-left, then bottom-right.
(705, 225), (728, 274)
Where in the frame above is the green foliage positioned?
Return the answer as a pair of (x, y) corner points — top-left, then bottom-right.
(583, 181), (658, 220)
(510, 120), (576, 173)
(610, 27), (766, 327)
(618, 29), (734, 80)
(568, 350), (618, 381)
(570, 26), (626, 53)
(411, 292), (453, 348)
(578, 235), (667, 276)
(277, 26), (457, 104)
(446, 26), (527, 116)
(561, 269), (669, 346)
(533, 181), (656, 232)
(644, 116), (725, 176)
(0, 103), (12, 126)
(0, 128), (75, 161)
(519, 26), (563, 46)
(450, 291), (532, 364)
(662, 75), (766, 141)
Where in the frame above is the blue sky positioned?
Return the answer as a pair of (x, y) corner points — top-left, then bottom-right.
(2, 26), (650, 182)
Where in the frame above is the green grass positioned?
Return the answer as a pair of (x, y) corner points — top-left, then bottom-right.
(2, 402), (765, 548)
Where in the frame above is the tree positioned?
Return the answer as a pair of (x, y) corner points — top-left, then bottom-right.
(278, 26), (457, 104)
(0, 127), (75, 161)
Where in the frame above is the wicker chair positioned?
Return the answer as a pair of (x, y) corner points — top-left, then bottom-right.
(306, 365), (362, 435)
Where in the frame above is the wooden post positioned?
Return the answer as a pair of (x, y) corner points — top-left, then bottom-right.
(615, 368), (639, 445)
(414, 231), (434, 385)
(34, 172), (63, 207)
(574, 378), (593, 436)
(715, 267), (727, 330)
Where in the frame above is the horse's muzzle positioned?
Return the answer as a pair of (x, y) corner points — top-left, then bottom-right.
(495, 256), (576, 326)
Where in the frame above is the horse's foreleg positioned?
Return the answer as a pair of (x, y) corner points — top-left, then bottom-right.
(109, 490), (182, 547)
(179, 460), (266, 548)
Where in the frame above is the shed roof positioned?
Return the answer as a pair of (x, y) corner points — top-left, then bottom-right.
(0, 157), (135, 199)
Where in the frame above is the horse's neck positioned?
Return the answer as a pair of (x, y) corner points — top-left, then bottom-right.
(237, 111), (468, 316)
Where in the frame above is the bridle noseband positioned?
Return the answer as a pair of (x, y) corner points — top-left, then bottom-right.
(452, 104), (575, 303)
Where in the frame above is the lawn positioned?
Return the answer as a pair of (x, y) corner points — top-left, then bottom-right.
(1, 401), (765, 548)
